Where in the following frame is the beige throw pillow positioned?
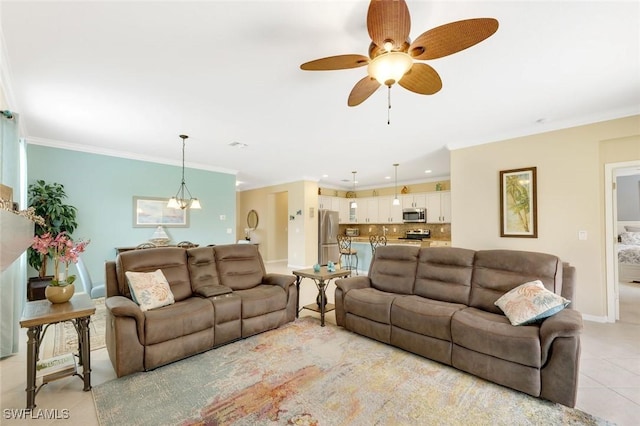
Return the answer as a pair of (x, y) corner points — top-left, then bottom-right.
(125, 269), (175, 312)
(495, 280), (570, 326)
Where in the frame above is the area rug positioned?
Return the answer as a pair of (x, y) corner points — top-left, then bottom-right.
(51, 297), (106, 357)
(93, 317), (611, 426)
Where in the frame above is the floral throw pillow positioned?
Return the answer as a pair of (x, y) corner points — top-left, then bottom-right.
(125, 269), (175, 312)
(620, 232), (640, 245)
(494, 280), (570, 326)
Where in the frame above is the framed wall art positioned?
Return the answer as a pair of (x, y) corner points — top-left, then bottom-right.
(500, 167), (537, 238)
(133, 197), (189, 227)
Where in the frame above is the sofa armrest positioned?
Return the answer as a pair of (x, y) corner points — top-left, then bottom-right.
(194, 285), (233, 298)
(335, 276), (372, 294)
(540, 308), (583, 364)
(105, 296), (144, 323)
(263, 273), (296, 290)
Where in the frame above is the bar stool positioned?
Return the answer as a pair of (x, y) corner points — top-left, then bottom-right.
(370, 235), (387, 256)
(338, 234), (358, 275)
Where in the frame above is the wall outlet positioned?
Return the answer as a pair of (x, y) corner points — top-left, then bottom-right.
(226, 228), (232, 234)
(578, 230), (588, 240)
(219, 214), (226, 221)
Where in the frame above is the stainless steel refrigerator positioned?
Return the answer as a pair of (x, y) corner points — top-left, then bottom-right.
(318, 209), (340, 265)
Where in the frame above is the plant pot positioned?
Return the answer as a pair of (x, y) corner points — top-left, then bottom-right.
(45, 283), (75, 304)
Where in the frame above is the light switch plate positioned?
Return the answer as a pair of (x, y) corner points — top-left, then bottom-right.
(578, 230), (588, 240)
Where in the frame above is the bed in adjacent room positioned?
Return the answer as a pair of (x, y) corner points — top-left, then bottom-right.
(618, 222), (640, 283)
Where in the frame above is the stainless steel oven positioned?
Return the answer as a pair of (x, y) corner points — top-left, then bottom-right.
(402, 208), (426, 223)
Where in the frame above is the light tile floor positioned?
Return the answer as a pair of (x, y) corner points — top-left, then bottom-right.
(1, 262), (638, 425)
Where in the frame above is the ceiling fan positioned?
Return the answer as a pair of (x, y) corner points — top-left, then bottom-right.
(300, 0), (498, 107)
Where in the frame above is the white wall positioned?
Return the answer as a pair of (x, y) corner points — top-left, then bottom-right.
(451, 115), (640, 319)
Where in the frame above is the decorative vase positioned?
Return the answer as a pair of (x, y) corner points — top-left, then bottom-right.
(45, 283), (75, 304)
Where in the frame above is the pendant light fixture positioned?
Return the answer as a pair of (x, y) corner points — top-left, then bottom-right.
(392, 163), (400, 206)
(167, 134), (202, 210)
(350, 171), (358, 209)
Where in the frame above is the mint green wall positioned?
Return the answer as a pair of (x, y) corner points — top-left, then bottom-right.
(27, 145), (236, 285)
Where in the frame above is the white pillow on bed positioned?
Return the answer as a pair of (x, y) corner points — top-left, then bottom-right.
(620, 232), (640, 245)
(624, 226), (640, 232)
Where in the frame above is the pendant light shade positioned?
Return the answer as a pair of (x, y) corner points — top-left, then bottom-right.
(392, 163), (400, 206)
(168, 134), (202, 210)
(351, 171), (358, 208)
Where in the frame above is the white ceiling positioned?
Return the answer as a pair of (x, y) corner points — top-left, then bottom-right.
(2, 1), (639, 191)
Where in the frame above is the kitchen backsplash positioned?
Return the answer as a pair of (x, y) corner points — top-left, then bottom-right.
(339, 223), (451, 240)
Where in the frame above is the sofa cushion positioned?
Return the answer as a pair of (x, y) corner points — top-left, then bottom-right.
(391, 295), (466, 341)
(186, 247), (222, 293)
(414, 247), (475, 305)
(213, 244), (266, 290)
(369, 245), (419, 294)
(144, 297), (214, 345)
(495, 280), (570, 326)
(116, 247), (192, 302)
(234, 285), (287, 318)
(343, 287), (398, 324)
(126, 269), (175, 312)
(469, 250), (563, 314)
(451, 307), (542, 368)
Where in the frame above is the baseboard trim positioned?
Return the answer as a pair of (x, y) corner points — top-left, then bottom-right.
(582, 313), (610, 323)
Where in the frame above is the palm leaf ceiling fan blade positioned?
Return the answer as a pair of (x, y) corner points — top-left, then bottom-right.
(348, 76), (381, 107)
(300, 54), (370, 71)
(409, 18), (499, 60)
(367, 0), (411, 51)
(398, 63), (442, 95)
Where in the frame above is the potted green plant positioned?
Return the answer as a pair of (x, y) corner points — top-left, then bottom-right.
(26, 180), (78, 300)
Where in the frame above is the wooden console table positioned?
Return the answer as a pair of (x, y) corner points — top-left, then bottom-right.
(19, 293), (95, 409)
(115, 244), (200, 255)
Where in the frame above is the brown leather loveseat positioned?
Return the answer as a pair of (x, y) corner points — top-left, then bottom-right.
(104, 244), (297, 377)
(335, 246), (583, 407)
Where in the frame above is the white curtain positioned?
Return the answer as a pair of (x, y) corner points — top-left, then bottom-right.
(0, 112), (26, 358)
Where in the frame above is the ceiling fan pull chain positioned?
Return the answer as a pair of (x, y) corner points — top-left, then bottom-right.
(387, 86), (391, 125)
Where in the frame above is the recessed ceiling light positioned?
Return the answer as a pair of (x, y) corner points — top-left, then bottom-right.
(385, 176), (391, 180)
(322, 174), (329, 178)
(424, 170), (432, 174)
(235, 181), (243, 186)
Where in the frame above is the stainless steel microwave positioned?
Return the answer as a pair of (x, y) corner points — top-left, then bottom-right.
(403, 208), (426, 223)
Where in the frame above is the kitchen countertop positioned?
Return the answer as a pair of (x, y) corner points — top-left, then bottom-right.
(350, 237), (450, 247)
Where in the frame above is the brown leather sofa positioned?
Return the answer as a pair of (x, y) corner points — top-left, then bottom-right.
(104, 244), (297, 377)
(335, 246), (583, 407)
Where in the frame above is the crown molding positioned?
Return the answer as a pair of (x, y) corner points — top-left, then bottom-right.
(25, 136), (238, 175)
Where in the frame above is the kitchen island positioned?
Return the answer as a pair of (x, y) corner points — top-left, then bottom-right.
(346, 237), (451, 274)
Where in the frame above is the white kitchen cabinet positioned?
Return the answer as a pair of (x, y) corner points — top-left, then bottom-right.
(364, 198), (379, 223)
(378, 196), (403, 223)
(318, 195), (340, 211)
(426, 191), (451, 223)
(402, 193), (427, 209)
(339, 198), (351, 224)
(351, 197), (377, 224)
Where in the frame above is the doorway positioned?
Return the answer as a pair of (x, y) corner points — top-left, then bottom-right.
(604, 160), (640, 324)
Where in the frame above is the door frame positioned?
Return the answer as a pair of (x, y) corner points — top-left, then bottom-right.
(604, 159), (640, 322)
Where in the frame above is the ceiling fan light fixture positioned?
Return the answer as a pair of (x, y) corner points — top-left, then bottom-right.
(368, 51), (413, 86)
